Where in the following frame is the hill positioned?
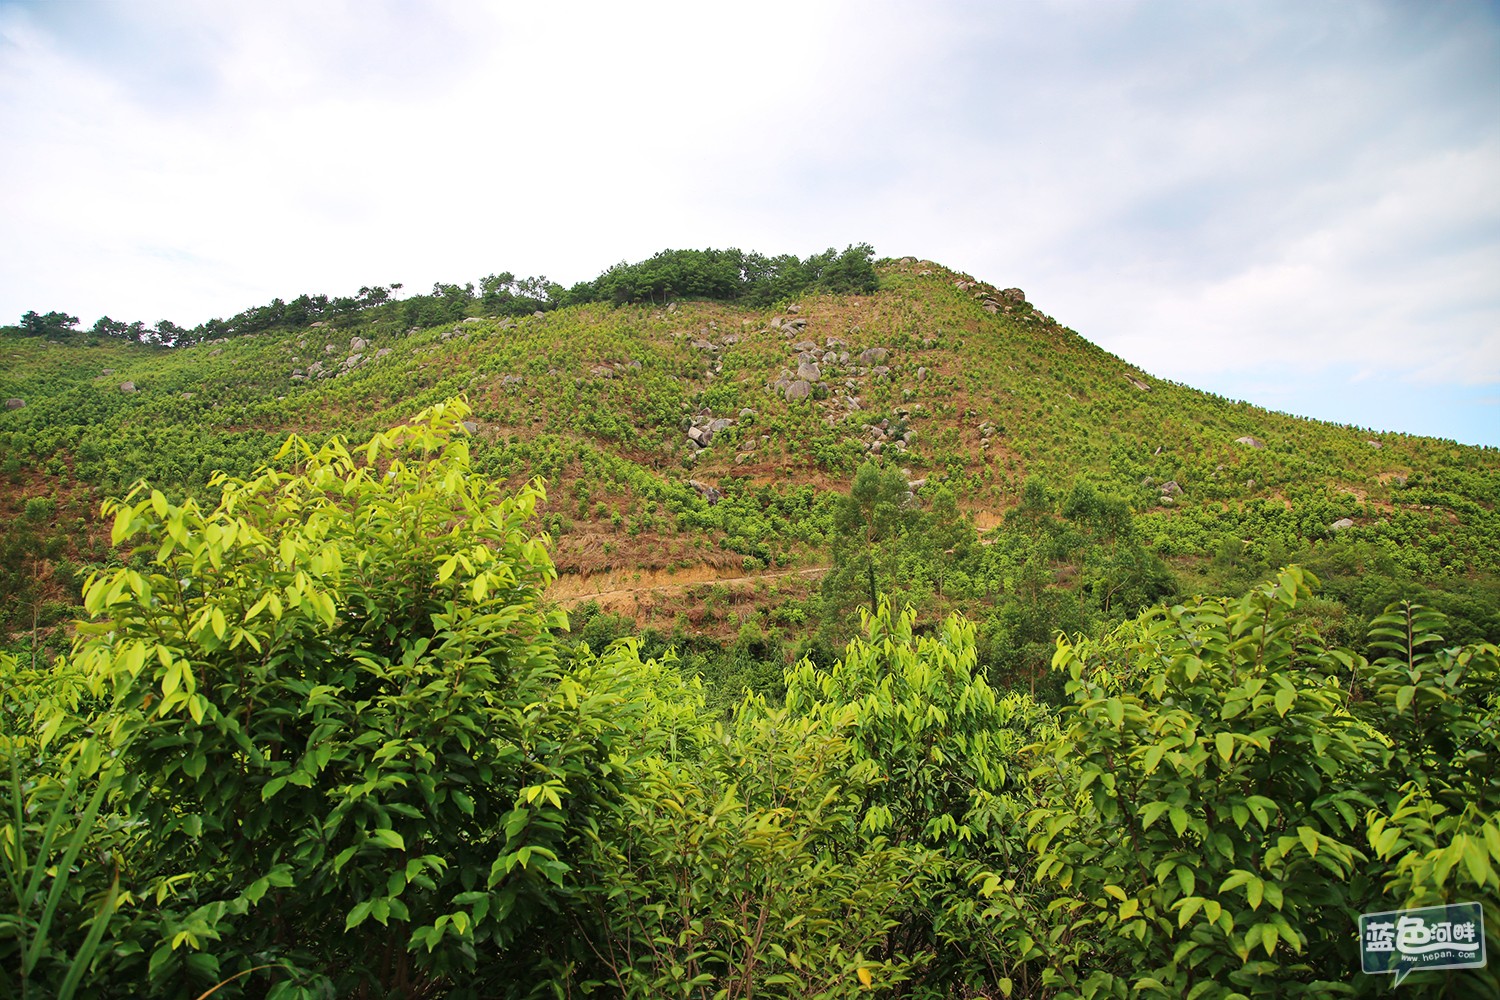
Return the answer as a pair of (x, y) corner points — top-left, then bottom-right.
(3, 251), (1498, 679)
(3, 252), (1499, 997)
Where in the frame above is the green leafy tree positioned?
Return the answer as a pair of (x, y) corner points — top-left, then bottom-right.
(1015, 568), (1500, 998)
(785, 603), (1055, 996)
(41, 399), (644, 996)
(1023, 568), (1385, 998)
(821, 463), (920, 618)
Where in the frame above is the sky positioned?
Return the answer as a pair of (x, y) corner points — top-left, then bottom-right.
(1, 0), (1497, 446)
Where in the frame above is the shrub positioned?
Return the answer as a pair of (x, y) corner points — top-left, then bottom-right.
(23, 399), (646, 996)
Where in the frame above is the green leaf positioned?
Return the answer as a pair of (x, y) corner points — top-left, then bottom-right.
(345, 900), (373, 931)
(1297, 826), (1319, 858)
(1215, 732), (1234, 763)
(1395, 685), (1416, 712)
(371, 828), (406, 851)
(1140, 801), (1171, 830)
(1169, 806), (1189, 837)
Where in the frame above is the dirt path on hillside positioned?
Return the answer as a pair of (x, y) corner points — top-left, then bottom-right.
(548, 565), (828, 607)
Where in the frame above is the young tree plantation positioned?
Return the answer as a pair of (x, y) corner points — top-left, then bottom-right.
(1, 249), (1496, 997)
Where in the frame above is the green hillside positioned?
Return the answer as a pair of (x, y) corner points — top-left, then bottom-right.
(3, 253), (1497, 670)
(2, 249), (1498, 997)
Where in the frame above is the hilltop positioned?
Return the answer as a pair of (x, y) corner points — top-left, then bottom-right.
(2, 250), (1497, 678)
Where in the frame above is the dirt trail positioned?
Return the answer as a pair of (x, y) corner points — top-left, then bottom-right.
(548, 565), (828, 608)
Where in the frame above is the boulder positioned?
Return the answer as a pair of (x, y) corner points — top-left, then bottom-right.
(350, 336), (369, 351)
(738, 408), (756, 419)
(1366, 440), (1382, 449)
(687, 426), (709, 445)
(344, 353), (363, 368)
(708, 418), (733, 434)
(858, 347), (889, 365)
(796, 361), (821, 382)
(916, 367), (928, 381)
(533, 311), (545, 319)
(325, 344), (337, 353)
(1235, 436), (1265, 449)
(376, 348), (392, 358)
(461, 421), (479, 434)
(793, 339), (818, 352)
(462, 317), (483, 325)
(688, 480), (721, 505)
(102, 368), (115, 375)
(1329, 518), (1355, 531)
(871, 366), (891, 378)
(4, 398), (23, 410)
(1000, 287), (1025, 303)
(1159, 480), (1182, 497)
(119, 381), (137, 393)
(784, 380), (812, 401)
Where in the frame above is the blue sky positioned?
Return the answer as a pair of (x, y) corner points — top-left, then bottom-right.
(2, 0), (1496, 445)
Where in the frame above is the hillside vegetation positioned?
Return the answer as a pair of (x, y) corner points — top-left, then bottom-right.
(1, 400), (1495, 998)
(1, 248), (1498, 994)
(3, 251), (1496, 676)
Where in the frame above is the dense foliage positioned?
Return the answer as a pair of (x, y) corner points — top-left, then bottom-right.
(4, 245), (878, 349)
(3, 409), (1496, 997)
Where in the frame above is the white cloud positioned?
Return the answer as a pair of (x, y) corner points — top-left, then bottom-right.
(0, 0), (1496, 442)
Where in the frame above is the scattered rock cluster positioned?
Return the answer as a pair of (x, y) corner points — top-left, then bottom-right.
(682, 407), (754, 458)
(762, 314), (896, 411)
(687, 480), (721, 505)
(954, 280), (1028, 316)
(1139, 478), (1183, 505)
(4, 398), (23, 410)
(292, 336), (391, 381)
(860, 414), (915, 456)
